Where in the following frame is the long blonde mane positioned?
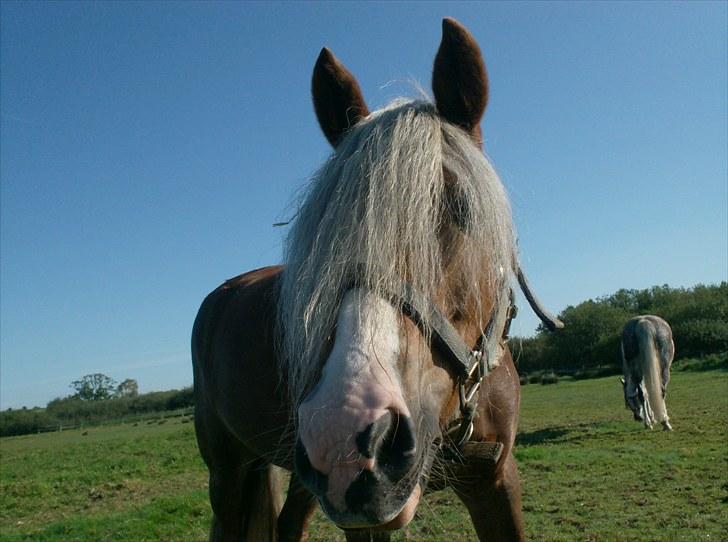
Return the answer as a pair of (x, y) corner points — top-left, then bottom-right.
(278, 99), (516, 406)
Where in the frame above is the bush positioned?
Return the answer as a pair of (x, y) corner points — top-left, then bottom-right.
(675, 352), (728, 372)
(541, 371), (559, 385)
(673, 320), (728, 359)
(0, 408), (56, 437)
(1, 387), (195, 437)
(573, 366), (620, 380)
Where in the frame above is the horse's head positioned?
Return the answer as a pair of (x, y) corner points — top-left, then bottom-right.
(620, 377), (654, 428)
(279, 19), (515, 529)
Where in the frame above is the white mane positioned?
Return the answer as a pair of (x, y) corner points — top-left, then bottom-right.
(278, 99), (516, 406)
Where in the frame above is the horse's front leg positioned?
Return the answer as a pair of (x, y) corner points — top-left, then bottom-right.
(208, 463), (249, 542)
(453, 452), (525, 542)
(277, 472), (318, 542)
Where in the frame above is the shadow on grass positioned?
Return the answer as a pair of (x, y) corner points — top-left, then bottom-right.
(516, 427), (571, 446)
(516, 420), (632, 447)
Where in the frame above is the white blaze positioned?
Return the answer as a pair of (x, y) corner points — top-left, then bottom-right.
(297, 289), (409, 510)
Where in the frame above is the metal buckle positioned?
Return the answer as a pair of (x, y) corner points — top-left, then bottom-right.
(445, 415), (475, 448)
(459, 350), (486, 407)
(445, 350), (487, 447)
(457, 420), (474, 446)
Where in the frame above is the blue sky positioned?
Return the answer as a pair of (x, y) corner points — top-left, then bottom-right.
(1, 2), (726, 409)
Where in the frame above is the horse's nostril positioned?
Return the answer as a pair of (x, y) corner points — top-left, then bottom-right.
(356, 410), (416, 480)
(345, 412), (417, 518)
(294, 439), (328, 497)
(356, 411), (391, 459)
(389, 412), (416, 456)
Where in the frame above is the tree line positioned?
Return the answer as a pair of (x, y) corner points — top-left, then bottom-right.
(0, 380), (193, 437)
(513, 282), (727, 378)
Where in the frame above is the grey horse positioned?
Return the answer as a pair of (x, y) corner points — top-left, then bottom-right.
(620, 315), (675, 430)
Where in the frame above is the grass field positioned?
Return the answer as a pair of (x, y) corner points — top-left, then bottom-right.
(1, 370), (726, 541)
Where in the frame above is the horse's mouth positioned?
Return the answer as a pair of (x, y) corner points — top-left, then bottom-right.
(317, 445), (431, 530)
(329, 482), (422, 531)
(369, 483), (422, 530)
(317, 468), (422, 529)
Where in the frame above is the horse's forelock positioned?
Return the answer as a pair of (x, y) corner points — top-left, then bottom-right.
(278, 99), (515, 406)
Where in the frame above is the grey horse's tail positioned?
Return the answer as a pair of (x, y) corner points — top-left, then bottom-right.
(634, 318), (671, 428)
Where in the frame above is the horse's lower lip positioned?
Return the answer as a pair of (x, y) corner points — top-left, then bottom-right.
(378, 483), (421, 530)
(332, 483), (422, 530)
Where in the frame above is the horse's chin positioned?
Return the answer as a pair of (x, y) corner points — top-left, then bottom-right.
(337, 483), (422, 532)
(319, 432), (435, 531)
(378, 483), (421, 529)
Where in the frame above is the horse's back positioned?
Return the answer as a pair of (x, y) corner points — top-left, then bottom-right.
(192, 265), (292, 461)
(622, 315), (672, 361)
(192, 266), (282, 382)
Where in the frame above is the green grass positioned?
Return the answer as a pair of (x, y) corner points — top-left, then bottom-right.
(514, 371), (727, 542)
(1, 371), (726, 541)
(0, 417), (208, 541)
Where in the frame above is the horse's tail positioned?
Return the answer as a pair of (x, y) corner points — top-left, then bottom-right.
(636, 320), (669, 427)
(242, 463), (283, 541)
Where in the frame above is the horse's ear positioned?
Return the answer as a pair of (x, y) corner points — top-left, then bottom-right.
(432, 18), (488, 145)
(312, 47), (370, 147)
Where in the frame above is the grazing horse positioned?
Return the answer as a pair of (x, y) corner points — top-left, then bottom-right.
(620, 315), (675, 431)
(192, 18), (561, 542)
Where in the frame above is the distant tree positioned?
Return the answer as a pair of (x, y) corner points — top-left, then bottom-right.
(512, 335), (548, 373)
(116, 379), (139, 398)
(71, 373), (117, 401)
(546, 301), (630, 370)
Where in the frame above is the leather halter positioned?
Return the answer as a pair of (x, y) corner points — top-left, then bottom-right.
(348, 263), (562, 451)
(349, 266), (515, 449)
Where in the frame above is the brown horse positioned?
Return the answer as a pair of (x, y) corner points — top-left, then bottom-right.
(192, 18), (560, 542)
